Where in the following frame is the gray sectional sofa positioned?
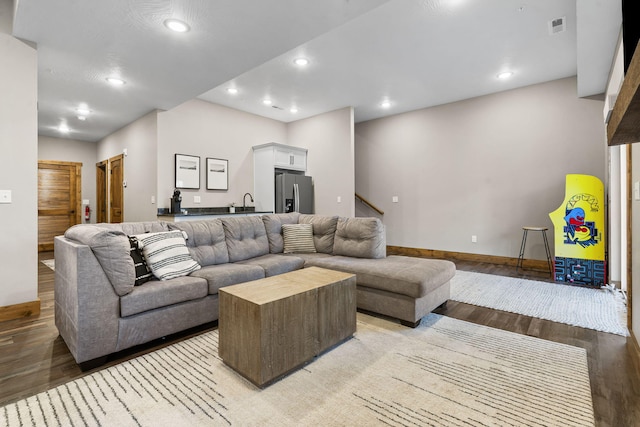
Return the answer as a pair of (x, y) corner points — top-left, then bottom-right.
(54, 213), (455, 368)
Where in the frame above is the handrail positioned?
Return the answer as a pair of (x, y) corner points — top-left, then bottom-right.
(355, 193), (384, 215)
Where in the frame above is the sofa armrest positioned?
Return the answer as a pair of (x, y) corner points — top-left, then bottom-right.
(54, 236), (120, 364)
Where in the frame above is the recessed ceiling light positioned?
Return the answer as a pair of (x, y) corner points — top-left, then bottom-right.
(262, 99), (272, 106)
(380, 100), (392, 109)
(293, 57), (309, 67)
(227, 87), (238, 95)
(164, 19), (190, 33)
(77, 115), (87, 121)
(76, 107), (91, 115)
(497, 71), (513, 80)
(106, 77), (126, 86)
(58, 124), (70, 133)
(290, 107), (298, 114)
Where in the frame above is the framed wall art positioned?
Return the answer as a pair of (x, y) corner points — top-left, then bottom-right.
(175, 154), (200, 189)
(207, 158), (229, 191)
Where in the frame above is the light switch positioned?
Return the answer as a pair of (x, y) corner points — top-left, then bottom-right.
(392, 196), (399, 203)
(337, 196), (342, 203)
(0, 190), (11, 204)
(151, 196), (156, 204)
(635, 181), (640, 201)
(194, 195), (201, 204)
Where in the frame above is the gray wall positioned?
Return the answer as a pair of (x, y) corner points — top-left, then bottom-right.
(157, 99), (287, 211)
(38, 136), (98, 223)
(0, 5), (38, 307)
(97, 111), (158, 222)
(355, 77), (606, 260)
(288, 107), (355, 217)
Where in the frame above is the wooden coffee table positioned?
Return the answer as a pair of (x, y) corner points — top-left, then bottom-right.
(218, 266), (356, 387)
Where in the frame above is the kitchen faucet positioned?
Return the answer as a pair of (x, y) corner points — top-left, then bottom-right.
(243, 192), (254, 210)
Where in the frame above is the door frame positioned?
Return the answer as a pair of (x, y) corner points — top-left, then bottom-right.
(96, 160), (107, 223)
(96, 154), (124, 223)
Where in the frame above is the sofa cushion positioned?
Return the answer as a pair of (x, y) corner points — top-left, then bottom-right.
(128, 236), (152, 286)
(168, 219), (229, 266)
(64, 224), (135, 296)
(100, 221), (170, 235)
(133, 230), (201, 280)
(190, 263), (265, 295)
(299, 214), (338, 254)
(333, 217), (386, 259)
(262, 213), (300, 253)
(306, 255), (456, 299)
(221, 216), (270, 262)
(237, 254), (304, 277)
(282, 223), (316, 253)
(120, 275), (208, 317)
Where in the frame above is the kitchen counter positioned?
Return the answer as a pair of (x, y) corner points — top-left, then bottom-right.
(157, 207), (272, 222)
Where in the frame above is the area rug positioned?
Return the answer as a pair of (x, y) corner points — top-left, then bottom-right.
(451, 270), (628, 336)
(40, 259), (55, 271)
(1, 313), (594, 426)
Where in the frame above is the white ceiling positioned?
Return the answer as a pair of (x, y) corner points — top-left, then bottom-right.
(12, 0), (621, 143)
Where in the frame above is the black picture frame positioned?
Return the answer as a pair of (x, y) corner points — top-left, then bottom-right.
(175, 154), (200, 189)
(206, 158), (229, 191)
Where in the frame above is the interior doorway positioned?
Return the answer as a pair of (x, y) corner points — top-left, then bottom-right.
(96, 154), (124, 223)
(109, 154), (124, 223)
(37, 160), (82, 252)
(96, 160), (107, 223)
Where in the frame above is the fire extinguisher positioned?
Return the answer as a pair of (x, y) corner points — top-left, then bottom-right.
(85, 205), (91, 222)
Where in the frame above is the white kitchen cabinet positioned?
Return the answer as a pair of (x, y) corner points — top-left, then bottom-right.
(253, 142), (308, 212)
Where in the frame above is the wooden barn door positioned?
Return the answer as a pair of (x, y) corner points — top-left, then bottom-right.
(38, 161), (82, 252)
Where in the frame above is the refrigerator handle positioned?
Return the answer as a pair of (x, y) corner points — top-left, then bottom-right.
(294, 183), (300, 213)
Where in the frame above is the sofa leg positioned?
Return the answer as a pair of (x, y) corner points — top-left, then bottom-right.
(79, 355), (109, 372)
(400, 319), (420, 328)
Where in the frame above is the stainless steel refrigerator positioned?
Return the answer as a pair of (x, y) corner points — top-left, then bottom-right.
(275, 173), (314, 214)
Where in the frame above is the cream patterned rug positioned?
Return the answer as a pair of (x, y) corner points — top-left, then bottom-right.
(451, 270), (628, 336)
(1, 313), (594, 426)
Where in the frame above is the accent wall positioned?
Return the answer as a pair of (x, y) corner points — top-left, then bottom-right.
(355, 77), (606, 261)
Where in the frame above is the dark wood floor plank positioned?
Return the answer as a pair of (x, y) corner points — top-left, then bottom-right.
(0, 253), (638, 426)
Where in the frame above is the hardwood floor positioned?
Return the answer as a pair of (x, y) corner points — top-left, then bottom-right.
(1, 253), (639, 426)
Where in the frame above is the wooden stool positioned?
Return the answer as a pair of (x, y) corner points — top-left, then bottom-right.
(516, 226), (552, 275)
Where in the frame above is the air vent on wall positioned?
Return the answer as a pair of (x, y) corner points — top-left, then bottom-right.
(549, 17), (566, 35)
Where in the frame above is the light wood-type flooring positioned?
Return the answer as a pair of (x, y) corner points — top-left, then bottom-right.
(0, 252), (638, 426)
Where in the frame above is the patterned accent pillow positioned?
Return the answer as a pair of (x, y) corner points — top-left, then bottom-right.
(133, 230), (201, 280)
(282, 223), (316, 254)
(128, 236), (153, 286)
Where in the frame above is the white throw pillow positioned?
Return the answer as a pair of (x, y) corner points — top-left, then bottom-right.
(282, 223), (316, 254)
(133, 230), (201, 280)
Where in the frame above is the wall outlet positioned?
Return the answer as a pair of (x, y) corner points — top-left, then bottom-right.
(471, 235), (477, 243)
(194, 195), (201, 204)
(0, 190), (11, 204)
(392, 196), (399, 203)
(151, 196), (156, 204)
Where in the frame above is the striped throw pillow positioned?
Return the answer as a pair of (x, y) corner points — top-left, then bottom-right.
(133, 230), (201, 280)
(282, 223), (316, 254)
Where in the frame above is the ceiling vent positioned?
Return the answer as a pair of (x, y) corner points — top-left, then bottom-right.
(549, 17), (566, 35)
